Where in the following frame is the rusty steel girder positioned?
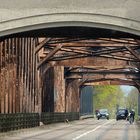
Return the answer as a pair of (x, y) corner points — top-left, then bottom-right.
(37, 37), (140, 87)
(1, 36), (140, 113)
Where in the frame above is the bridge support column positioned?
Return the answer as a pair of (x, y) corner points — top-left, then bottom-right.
(65, 79), (80, 112)
(53, 66), (65, 112)
(42, 66), (65, 112)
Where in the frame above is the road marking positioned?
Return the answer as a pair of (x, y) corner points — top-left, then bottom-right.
(72, 120), (113, 140)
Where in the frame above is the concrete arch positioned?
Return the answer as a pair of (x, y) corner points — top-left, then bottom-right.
(1, 13), (140, 37)
(0, 0), (140, 37)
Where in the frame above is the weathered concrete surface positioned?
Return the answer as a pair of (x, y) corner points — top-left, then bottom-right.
(0, 0), (140, 36)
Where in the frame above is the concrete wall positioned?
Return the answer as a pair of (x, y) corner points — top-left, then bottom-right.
(0, 0), (140, 36)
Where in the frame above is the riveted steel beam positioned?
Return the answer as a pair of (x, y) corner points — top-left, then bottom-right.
(37, 44), (62, 69)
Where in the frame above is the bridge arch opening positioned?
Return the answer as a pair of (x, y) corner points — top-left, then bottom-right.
(80, 85), (139, 119)
(2, 26), (140, 39)
(0, 23), (140, 115)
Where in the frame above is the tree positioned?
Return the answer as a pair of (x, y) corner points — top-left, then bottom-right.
(124, 88), (138, 115)
(93, 85), (124, 118)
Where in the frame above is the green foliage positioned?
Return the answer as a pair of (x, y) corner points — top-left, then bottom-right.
(93, 85), (124, 118)
(124, 88), (138, 119)
(93, 86), (139, 119)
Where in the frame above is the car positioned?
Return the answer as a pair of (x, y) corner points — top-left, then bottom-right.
(116, 108), (128, 121)
(97, 109), (109, 120)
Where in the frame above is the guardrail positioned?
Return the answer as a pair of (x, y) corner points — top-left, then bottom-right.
(41, 112), (79, 124)
(0, 112), (79, 132)
(0, 113), (39, 132)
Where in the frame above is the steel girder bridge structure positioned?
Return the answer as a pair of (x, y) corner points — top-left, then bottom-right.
(0, 0), (140, 116)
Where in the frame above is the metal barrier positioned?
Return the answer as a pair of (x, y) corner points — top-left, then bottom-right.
(0, 112), (79, 132)
(41, 112), (79, 125)
(0, 113), (39, 132)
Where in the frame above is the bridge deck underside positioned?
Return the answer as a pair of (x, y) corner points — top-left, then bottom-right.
(38, 37), (140, 86)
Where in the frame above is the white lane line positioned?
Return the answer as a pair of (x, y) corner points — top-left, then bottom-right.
(72, 120), (113, 140)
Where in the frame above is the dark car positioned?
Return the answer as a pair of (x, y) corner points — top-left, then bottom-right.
(97, 109), (109, 120)
(116, 109), (128, 121)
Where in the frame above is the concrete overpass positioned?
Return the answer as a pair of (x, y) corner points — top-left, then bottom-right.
(0, 0), (140, 37)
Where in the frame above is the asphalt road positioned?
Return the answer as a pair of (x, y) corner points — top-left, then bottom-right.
(1, 119), (140, 140)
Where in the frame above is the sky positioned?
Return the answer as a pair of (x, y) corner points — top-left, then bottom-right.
(120, 85), (135, 95)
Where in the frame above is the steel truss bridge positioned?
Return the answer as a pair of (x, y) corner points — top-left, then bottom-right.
(0, 0), (140, 132)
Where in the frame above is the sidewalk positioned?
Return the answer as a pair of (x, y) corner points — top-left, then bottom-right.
(0, 121), (70, 139)
(0, 119), (83, 139)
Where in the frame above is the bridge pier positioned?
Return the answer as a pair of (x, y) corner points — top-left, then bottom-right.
(42, 66), (65, 112)
(65, 79), (80, 112)
(42, 66), (80, 113)
(53, 66), (65, 112)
